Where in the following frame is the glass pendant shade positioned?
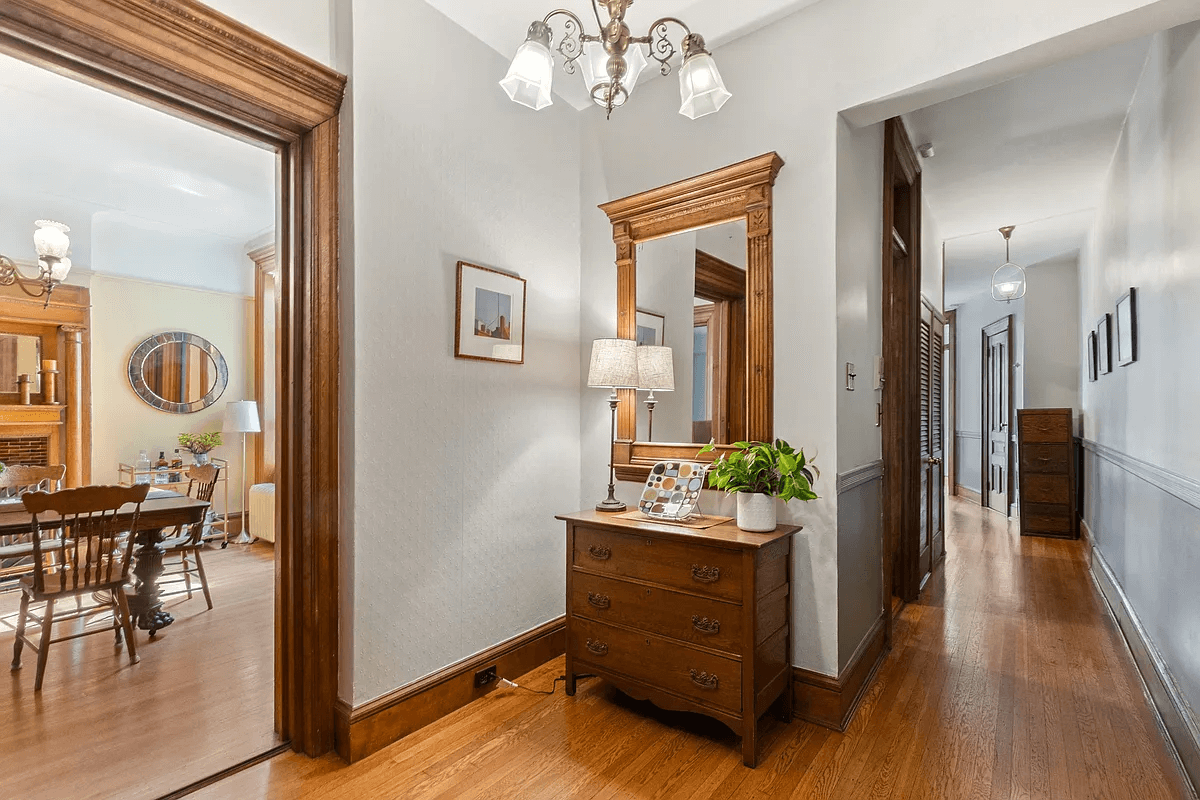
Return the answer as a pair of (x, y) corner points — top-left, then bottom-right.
(678, 53), (731, 119)
(580, 41), (648, 109)
(500, 39), (554, 111)
(33, 220), (70, 259)
(991, 262), (1027, 302)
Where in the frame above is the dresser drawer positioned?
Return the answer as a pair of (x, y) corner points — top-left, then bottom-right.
(1022, 502), (1072, 534)
(571, 571), (742, 654)
(573, 527), (743, 602)
(1021, 444), (1069, 474)
(569, 616), (742, 713)
(1019, 413), (1071, 443)
(1022, 474), (1070, 505)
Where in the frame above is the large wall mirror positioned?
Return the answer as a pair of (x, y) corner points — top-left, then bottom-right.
(128, 331), (229, 414)
(601, 153), (784, 482)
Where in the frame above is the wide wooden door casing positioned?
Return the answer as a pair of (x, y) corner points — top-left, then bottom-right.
(982, 316), (1014, 516)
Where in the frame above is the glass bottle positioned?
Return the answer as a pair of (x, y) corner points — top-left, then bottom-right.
(135, 450), (152, 485)
(154, 451), (170, 485)
(170, 450), (184, 483)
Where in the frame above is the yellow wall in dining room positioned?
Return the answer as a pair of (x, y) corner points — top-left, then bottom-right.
(87, 273), (254, 516)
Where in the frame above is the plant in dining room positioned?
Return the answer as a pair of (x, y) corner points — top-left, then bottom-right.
(178, 431), (223, 465)
(699, 439), (819, 532)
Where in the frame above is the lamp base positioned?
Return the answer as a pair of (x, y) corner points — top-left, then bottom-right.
(595, 498), (627, 513)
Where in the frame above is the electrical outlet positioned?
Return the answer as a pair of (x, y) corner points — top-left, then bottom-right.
(474, 666), (497, 688)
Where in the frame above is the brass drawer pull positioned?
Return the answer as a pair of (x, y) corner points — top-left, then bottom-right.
(691, 615), (720, 634)
(587, 544), (611, 561)
(587, 592), (611, 610)
(689, 669), (719, 690)
(691, 565), (720, 584)
(585, 638), (608, 656)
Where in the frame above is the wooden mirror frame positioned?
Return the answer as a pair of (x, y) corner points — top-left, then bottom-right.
(599, 153), (784, 482)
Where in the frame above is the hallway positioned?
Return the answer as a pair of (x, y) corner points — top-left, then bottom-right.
(197, 497), (1192, 799)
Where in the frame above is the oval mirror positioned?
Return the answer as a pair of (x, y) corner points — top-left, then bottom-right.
(128, 331), (229, 414)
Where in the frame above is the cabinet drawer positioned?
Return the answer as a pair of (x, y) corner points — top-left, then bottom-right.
(569, 616), (742, 713)
(1020, 413), (1071, 443)
(573, 527), (743, 602)
(1021, 444), (1069, 474)
(1023, 502), (1072, 534)
(1023, 474), (1070, 505)
(571, 571), (742, 654)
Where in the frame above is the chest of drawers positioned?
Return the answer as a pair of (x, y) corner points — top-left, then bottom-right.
(557, 510), (800, 768)
(1017, 408), (1078, 539)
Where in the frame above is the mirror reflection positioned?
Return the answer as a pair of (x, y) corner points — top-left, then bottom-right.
(142, 342), (218, 404)
(635, 219), (747, 444)
(0, 333), (42, 392)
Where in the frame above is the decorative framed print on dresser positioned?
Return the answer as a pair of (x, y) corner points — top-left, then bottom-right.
(557, 510), (801, 768)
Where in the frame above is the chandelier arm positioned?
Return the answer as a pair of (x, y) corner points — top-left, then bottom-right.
(0, 256), (17, 287)
(542, 9), (595, 75)
(636, 17), (693, 76)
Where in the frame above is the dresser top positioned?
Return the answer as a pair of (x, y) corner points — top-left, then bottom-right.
(556, 509), (801, 550)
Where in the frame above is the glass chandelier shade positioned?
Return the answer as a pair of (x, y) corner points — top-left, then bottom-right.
(499, 28), (555, 111)
(991, 226), (1027, 303)
(33, 220), (70, 259)
(580, 40), (648, 110)
(0, 219), (74, 307)
(678, 52), (731, 119)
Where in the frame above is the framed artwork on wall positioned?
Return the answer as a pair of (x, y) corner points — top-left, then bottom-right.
(1087, 331), (1098, 382)
(1096, 313), (1112, 375)
(455, 261), (527, 364)
(636, 309), (666, 346)
(1116, 288), (1138, 366)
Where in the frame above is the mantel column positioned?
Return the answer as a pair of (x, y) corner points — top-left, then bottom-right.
(62, 326), (84, 487)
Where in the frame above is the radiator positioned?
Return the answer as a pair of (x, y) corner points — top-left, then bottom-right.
(249, 483), (276, 543)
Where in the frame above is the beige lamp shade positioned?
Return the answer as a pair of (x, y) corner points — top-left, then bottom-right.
(223, 400), (261, 434)
(637, 346), (675, 392)
(587, 338), (639, 389)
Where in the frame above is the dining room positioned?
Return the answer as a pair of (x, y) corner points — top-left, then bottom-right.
(0, 48), (284, 800)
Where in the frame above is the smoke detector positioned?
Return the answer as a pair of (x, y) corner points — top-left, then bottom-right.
(918, 143), (935, 159)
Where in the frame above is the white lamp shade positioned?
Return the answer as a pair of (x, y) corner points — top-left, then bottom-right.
(678, 53), (731, 119)
(991, 262), (1027, 302)
(33, 220), (70, 259)
(637, 345), (675, 392)
(580, 41), (648, 108)
(223, 400), (261, 434)
(500, 39), (554, 111)
(587, 338), (639, 389)
(43, 256), (71, 283)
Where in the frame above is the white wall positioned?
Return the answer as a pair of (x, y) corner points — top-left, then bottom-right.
(89, 275), (253, 514)
(634, 232), (695, 444)
(1024, 254), (1082, 410)
(345, 0), (582, 705)
(1081, 23), (1200, 714)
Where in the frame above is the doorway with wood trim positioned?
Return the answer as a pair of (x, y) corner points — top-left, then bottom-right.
(981, 315), (1014, 516)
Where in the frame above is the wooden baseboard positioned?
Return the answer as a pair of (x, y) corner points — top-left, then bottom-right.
(792, 615), (887, 731)
(1091, 548), (1200, 798)
(957, 486), (981, 504)
(334, 617), (566, 763)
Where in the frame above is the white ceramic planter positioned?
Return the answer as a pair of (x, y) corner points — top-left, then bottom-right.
(736, 492), (777, 532)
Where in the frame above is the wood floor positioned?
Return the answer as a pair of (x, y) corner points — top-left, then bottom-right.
(194, 498), (1193, 800)
(0, 542), (278, 800)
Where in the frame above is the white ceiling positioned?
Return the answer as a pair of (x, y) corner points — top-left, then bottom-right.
(0, 53), (276, 296)
(428, 0), (827, 110)
(903, 36), (1152, 306)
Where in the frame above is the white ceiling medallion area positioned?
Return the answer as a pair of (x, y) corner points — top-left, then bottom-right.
(426, 0), (828, 111)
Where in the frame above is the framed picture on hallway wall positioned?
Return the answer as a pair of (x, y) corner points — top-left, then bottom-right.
(1096, 314), (1112, 375)
(635, 309), (666, 346)
(1087, 331), (1098, 382)
(1116, 288), (1138, 366)
(455, 261), (527, 364)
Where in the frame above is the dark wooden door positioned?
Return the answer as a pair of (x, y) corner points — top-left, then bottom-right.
(982, 316), (1013, 516)
(919, 301), (945, 584)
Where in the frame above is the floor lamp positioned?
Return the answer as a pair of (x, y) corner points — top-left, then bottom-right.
(223, 400), (261, 544)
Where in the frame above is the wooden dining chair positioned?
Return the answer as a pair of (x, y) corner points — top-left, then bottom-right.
(10, 483), (150, 690)
(157, 464), (220, 610)
(0, 465), (67, 583)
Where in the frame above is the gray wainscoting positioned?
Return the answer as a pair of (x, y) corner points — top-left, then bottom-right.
(956, 430), (982, 494)
(1082, 439), (1200, 792)
(837, 459), (884, 671)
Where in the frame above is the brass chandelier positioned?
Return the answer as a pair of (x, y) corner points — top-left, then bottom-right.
(500, 0), (731, 119)
(0, 220), (74, 307)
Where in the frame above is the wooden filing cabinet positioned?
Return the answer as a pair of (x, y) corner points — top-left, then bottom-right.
(1017, 408), (1078, 539)
(557, 510), (800, 768)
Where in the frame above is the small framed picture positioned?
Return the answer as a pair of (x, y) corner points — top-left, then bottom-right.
(455, 261), (526, 364)
(1116, 288), (1138, 366)
(1096, 313), (1112, 375)
(636, 309), (665, 346)
(1087, 331), (1098, 382)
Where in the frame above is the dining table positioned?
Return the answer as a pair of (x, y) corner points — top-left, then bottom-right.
(0, 488), (210, 635)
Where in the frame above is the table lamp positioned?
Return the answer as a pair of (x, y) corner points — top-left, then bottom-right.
(588, 338), (639, 512)
(223, 400), (261, 543)
(636, 345), (674, 442)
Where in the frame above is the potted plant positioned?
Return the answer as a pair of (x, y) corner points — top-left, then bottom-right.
(178, 431), (223, 465)
(699, 439), (819, 532)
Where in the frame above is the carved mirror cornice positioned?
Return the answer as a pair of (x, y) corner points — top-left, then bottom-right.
(599, 152), (783, 482)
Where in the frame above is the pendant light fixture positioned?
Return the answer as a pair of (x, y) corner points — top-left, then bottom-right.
(0, 220), (74, 308)
(500, 0), (730, 120)
(991, 225), (1027, 303)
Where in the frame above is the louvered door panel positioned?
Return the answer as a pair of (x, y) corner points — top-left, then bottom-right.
(919, 320), (931, 453)
(931, 328), (943, 452)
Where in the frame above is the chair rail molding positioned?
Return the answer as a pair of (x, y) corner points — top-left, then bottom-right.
(1082, 438), (1200, 511)
(837, 460), (884, 494)
(955, 430), (982, 441)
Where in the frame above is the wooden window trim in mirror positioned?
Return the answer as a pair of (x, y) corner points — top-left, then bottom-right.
(599, 152), (783, 483)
